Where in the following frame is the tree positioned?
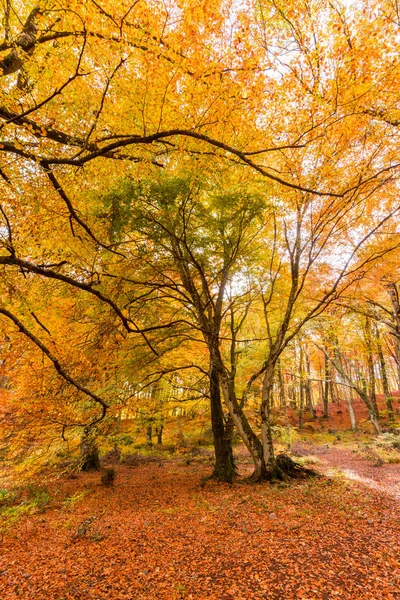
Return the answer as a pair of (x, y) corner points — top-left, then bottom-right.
(118, 176), (267, 481)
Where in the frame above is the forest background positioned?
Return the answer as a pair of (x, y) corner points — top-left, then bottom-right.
(0, 0), (400, 485)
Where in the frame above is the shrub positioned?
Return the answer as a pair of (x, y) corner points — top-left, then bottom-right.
(101, 468), (116, 486)
(0, 489), (18, 507)
(295, 455), (320, 466)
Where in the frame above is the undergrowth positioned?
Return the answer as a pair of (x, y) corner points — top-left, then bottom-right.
(0, 484), (52, 536)
(353, 432), (400, 465)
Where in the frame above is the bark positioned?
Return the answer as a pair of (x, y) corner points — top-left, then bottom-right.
(334, 361), (357, 432)
(146, 424), (153, 446)
(376, 327), (395, 422)
(329, 347), (381, 435)
(80, 428), (100, 471)
(219, 367), (265, 480)
(329, 376), (338, 404)
(305, 350), (315, 418)
(298, 344), (305, 428)
(0, 7), (41, 77)
(225, 414), (235, 449)
(385, 282), (400, 387)
(365, 317), (379, 420)
(209, 364), (237, 483)
(260, 364), (281, 480)
(323, 351), (330, 418)
(156, 422), (164, 445)
(277, 358), (286, 408)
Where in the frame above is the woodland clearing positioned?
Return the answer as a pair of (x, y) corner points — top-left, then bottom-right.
(0, 440), (399, 600)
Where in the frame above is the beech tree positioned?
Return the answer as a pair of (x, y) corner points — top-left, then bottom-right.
(111, 176), (266, 481)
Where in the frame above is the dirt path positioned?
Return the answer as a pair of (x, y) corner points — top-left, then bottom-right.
(315, 446), (400, 502)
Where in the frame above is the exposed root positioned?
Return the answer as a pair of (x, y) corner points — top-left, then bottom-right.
(243, 471), (262, 483)
(276, 453), (319, 479)
(242, 464), (284, 484)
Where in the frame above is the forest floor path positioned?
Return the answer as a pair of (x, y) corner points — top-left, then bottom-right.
(314, 445), (400, 502)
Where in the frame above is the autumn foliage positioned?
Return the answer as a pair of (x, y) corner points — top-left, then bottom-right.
(1, 2), (400, 598)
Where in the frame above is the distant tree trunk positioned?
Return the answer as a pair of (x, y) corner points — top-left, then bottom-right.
(146, 424), (153, 446)
(365, 317), (379, 420)
(385, 282), (400, 388)
(277, 358), (286, 408)
(323, 351), (330, 418)
(329, 346), (380, 435)
(319, 376), (324, 410)
(156, 421), (164, 445)
(289, 378), (297, 408)
(298, 344), (305, 428)
(305, 350), (315, 418)
(375, 326), (395, 422)
(298, 381), (305, 428)
(329, 375), (338, 404)
(331, 348), (357, 431)
(177, 414), (186, 445)
(393, 337), (400, 388)
(80, 427), (100, 471)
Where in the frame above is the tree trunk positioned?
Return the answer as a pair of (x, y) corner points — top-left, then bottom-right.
(224, 413), (235, 467)
(277, 358), (286, 408)
(298, 381), (304, 428)
(369, 410), (381, 435)
(80, 427), (100, 471)
(365, 317), (379, 420)
(376, 326), (395, 422)
(298, 344), (304, 428)
(332, 347), (356, 430)
(385, 282), (400, 388)
(330, 347), (380, 435)
(323, 351), (330, 418)
(260, 363), (281, 481)
(209, 364), (237, 483)
(393, 336), (400, 389)
(289, 378), (297, 409)
(329, 375), (338, 404)
(345, 390), (357, 432)
(146, 424), (153, 446)
(220, 369), (265, 480)
(156, 422), (164, 445)
(305, 350), (315, 418)
(338, 377), (356, 431)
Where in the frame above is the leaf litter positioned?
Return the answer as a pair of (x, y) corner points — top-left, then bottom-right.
(0, 459), (399, 600)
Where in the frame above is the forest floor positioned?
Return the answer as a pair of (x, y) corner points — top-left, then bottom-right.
(0, 442), (399, 600)
(316, 446), (400, 501)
